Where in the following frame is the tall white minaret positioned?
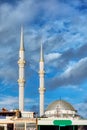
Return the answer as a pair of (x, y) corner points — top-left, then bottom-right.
(18, 27), (25, 111)
(39, 44), (45, 117)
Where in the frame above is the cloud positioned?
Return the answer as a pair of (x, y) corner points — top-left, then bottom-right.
(0, 0), (87, 118)
(0, 95), (35, 111)
(48, 57), (87, 89)
(0, 0), (81, 33)
(62, 57), (87, 81)
(0, 0), (87, 84)
(54, 43), (87, 70)
(0, 95), (18, 110)
(75, 102), (87, 118)
(45, 52), (61, 63)
(0, 0), (39, 29)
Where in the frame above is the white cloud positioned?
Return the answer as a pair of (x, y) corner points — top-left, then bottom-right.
(0, 95), (35, 111)
(0, 96), (18, 110)
(61, 57), (87, 79)
(45, 52), (61, 63)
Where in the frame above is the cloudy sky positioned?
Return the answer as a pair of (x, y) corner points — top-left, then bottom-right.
(0, 0), (87, 118)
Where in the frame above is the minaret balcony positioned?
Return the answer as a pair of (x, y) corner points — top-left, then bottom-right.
(18, 59), (26, 65)
(38, 70), (45, 75)
(18, 78), (25, 83)
(39, 87), (46, 92)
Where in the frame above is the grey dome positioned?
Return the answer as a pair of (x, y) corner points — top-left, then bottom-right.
(46, 100), (75, 111)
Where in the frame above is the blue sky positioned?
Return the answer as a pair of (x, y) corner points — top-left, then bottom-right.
(0, 0), (87, 118)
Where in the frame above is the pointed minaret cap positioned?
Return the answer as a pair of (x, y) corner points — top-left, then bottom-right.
(40, 43), (44, 61)
(20, 26), (24, 51)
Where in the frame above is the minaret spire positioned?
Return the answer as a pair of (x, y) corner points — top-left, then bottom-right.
(20, 26), (24, 50)
(40, 43), (44, 61)
(18, 26), (25, 111)
(39, 44), (46, 117)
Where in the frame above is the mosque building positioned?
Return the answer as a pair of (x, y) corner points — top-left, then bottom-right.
(45, 99), (78, 118)
(0, 27), (87, 130)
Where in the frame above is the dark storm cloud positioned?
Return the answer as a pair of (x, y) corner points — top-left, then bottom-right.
(56, 43), (87, 69)
(47, 57), (87, 89)
(77, 43), (87, 58)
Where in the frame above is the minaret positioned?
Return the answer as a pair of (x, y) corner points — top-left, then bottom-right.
(39, 44), (45, 117)
(18, 27), (25, 111)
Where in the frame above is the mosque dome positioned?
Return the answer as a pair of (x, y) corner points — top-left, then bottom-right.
(46, 100), (75, 111)
(45, 100), (78, 118)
